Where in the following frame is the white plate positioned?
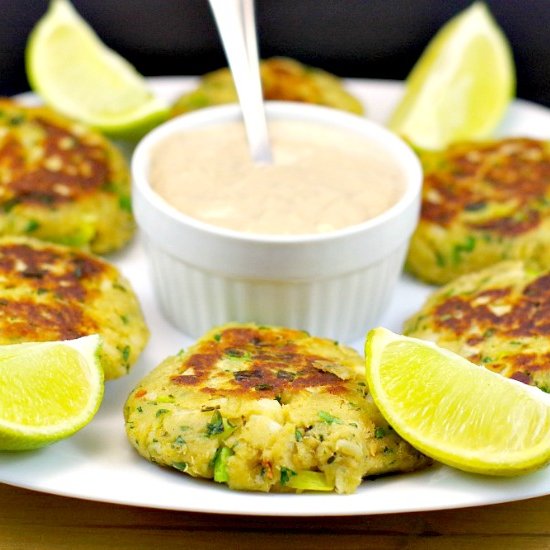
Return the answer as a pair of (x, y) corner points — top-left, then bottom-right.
(1, 78), (549, 516)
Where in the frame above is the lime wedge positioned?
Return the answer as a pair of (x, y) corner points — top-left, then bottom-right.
(0, 335), (104, 451)
(388, 2), (515, 150)
(25, 0), (169, 139)
(365, 328), (550, 476)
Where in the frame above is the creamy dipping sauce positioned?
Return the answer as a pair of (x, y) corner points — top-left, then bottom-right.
(150, 120), (405, 235)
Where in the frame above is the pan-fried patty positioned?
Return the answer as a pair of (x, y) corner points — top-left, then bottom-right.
(124, 323), (430, 494)
(407, 138), (550, 284)
(171, 57), (364, 117)
(0, 236), (148, 379)
(404, 261), (550, 392)
(0, 98), (134, 254)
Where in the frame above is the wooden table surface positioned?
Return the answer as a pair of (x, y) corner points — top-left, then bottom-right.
(1, 482), (549, 549)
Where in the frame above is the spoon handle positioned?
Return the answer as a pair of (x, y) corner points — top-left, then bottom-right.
(208, 0), (273, 164)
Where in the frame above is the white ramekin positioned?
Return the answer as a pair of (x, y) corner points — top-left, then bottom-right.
(131, 102), (422, 341)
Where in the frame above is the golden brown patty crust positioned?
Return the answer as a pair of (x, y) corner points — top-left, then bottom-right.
(124, 323), (430, 494)
(407, 137), (550, 284)
(0, 98), (134, 253)
(171, 57), (364, 116)
(0, 236), (148, 379)
(404, 261), (550, 392)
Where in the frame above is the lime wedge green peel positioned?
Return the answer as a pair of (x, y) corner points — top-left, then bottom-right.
(0, 335), (104, 451)
(26, 0), (169, 139)
(365, 328), (550, 476)
(389, 2), (515, 150)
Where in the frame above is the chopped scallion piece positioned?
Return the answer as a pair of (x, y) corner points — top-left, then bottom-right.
(213, 447), (233, 483)
(318, 410), (343, 425)
(286, 470), (333, 492)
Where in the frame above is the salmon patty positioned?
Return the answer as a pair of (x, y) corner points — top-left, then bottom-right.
(171, 57), (364, 117)
(407, 138), (550, 284)
(0, 236), (148, 379)
(124, 323), (430, 494)
(0, 98), (134, 253)
(404, 261), (550, 392)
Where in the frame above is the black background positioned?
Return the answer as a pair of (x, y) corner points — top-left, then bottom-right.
(1, 1), (549, 106)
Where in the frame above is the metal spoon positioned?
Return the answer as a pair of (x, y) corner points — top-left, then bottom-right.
(208, 0), (273, 164)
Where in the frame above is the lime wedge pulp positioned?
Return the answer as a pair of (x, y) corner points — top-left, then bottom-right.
(26, 0), (169, 139)
(0, 335), (104, 451)
(365, 328), (550, 476)
(388, 2), (515, 150)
